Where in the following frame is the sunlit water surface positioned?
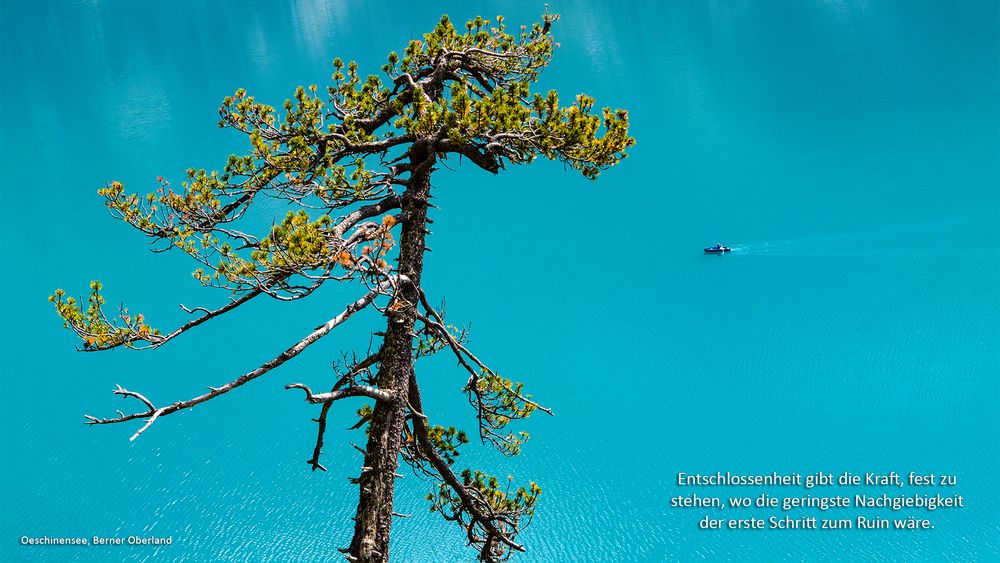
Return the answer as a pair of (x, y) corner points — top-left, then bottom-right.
(1, 1), (997, 561)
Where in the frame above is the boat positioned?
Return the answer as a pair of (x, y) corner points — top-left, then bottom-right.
(704, 243), (732, 254)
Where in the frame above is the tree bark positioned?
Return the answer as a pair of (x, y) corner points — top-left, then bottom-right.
(349, 147), (434, 562)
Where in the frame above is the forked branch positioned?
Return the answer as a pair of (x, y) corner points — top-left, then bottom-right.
(286, 351), (387, 471)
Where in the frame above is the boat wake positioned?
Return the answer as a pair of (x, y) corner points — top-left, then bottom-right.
(723, 217), (980, 257)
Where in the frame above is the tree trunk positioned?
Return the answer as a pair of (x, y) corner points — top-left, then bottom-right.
(349, 149), (433, 562)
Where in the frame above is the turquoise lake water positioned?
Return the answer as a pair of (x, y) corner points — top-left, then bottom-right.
(1, 1), (997, 561)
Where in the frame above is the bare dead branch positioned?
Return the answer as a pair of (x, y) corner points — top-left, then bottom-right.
(284, 382), (396, 404)
(83, 277), (402, 440)
(113, 384), (155, 411)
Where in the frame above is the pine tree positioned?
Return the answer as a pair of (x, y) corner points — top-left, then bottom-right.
(51, 12), (633, 562)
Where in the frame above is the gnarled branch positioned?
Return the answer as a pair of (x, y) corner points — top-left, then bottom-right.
(406, 369), (529, 560)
